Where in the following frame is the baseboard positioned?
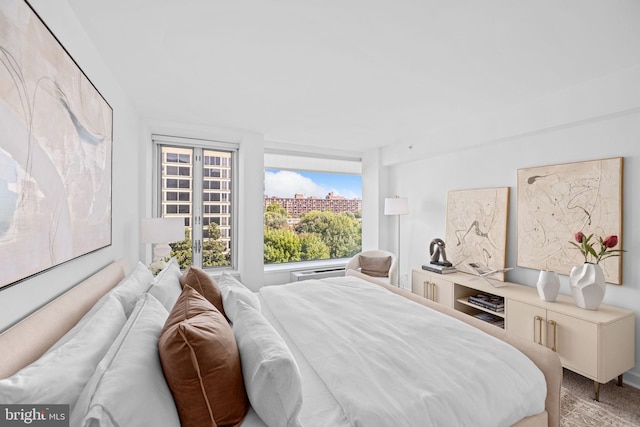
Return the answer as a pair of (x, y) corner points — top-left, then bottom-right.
(623, 369), (640, 389)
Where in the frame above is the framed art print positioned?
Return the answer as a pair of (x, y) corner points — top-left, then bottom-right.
(0, 0), (113, 289)
(517, 157), (623, 284)
(445, 187), (510, 281)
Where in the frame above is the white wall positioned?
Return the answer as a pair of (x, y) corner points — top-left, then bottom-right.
(361, 148), (381, 250)
(381, 66), (640, 387)
(0, 1), (144, 331)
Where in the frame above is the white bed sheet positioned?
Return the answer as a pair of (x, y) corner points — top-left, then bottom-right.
(258, 293), (351, 427)
(241, 408), (268, 427)
(238, 295), (349, 427)
(259, 277), (547, 427)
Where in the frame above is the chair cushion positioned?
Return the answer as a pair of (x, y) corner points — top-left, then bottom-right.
(359, 255), (391, 277)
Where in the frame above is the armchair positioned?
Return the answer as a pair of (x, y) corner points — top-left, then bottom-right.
(345, 250), (398, 286)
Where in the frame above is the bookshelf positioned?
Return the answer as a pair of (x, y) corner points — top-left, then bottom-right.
(456, 297), (505, 318)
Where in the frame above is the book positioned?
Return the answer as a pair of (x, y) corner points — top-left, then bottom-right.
(468, 293), (504, 306)
(468, 301), (504, 312)
(468, 293), (505, 312)
(473, 312), (504, 328)
(468, 294), (504, 308)
(421, 263), (457, 274)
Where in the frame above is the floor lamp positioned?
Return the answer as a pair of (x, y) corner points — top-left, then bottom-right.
(384, 196), (409, 287)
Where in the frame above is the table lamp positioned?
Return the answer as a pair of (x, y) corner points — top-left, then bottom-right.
(140, 217), (185, 261)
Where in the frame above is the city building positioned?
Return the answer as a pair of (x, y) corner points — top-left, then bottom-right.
(264, 192), (362, 218)
(160, 146), (232, 249)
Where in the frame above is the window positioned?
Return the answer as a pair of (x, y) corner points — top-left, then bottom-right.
(263, 152), (362, 265)
(153, 136), (237, 270)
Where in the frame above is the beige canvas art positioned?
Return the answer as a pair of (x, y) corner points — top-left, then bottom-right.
(0, 0), (113, 289)
(445, 187), (510, 281)
(517, 157), (623, 284)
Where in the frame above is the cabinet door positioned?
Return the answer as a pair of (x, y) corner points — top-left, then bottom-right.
(411, 270), (428, 298)
(430, 275), (454, 308)
(506, 299), (547, 346)
(409, 270), (454, 308)
(548, 310), (598, 378)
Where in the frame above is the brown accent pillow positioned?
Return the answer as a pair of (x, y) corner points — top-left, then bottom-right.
(180, 266), (226, 319)
(158, 286), (249, 427)
(359, 255), (391, 277)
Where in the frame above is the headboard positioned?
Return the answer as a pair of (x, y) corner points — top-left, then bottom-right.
(0, 259), (130, 379)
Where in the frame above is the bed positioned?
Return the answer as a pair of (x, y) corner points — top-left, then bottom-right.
(0, 259), (562, 427)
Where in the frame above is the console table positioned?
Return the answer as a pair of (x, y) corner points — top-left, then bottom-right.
(411, 269), (635, 401)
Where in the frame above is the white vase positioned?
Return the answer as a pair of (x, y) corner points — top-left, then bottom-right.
(569, 263), (606, 310)
(536, 270), (560, 302)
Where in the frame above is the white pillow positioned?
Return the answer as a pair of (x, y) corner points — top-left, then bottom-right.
(233, 300), (303, 427)
(46, 262), (150, 353)
(0, 295), (127, 412)
(219, 271), (260, 322)
(111, 261), (154, 316)
(71, 293), (179, 427)
(146, 257), (182, 311)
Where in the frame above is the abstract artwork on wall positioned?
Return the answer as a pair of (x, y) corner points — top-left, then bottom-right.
(445, 187), (510, 281)
(0, 0), (113, 289)
(517, 157), (623, 284)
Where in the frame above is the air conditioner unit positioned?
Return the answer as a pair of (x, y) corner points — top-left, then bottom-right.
(290, 267), (346, 282)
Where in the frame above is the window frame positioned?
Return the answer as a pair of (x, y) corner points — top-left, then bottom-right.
(263, 149), (363, 266)
(152, 134), (239, 271)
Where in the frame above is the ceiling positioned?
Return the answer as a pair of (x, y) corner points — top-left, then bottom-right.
(68, 0), (640, 153)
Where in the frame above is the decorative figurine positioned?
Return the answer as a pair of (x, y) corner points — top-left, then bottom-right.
(429, 238), (453, 267)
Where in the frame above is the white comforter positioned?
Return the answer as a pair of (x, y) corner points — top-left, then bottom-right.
(260, 277), (546, 427)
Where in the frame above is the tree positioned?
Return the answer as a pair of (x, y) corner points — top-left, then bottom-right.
(264, 202), (289, 229)
(264, 228), (301, 263)
(295, 210), (333, 236)
(203, 222), (228, 267)
(169, 223), (229, 269)
(324, 213), (361, 258)
(299, 233), (330, 260)
(170, 227), (192, 269)
(295, 210), (361, 258)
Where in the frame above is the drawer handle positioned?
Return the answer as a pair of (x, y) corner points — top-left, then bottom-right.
(424, 281), (436, 301)
(423, 281), (430, 300)
(548, 320), (557, 352)
(533, 315), (543, 345)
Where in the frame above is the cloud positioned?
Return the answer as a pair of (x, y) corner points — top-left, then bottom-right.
(265, 170), (342, 198)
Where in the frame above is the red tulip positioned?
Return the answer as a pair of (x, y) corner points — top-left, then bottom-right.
(603, 235), (618, 248)
(574, 231), (585, 243)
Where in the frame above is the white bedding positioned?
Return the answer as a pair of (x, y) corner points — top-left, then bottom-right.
(260, 277), (547, 427)
(259, 293), (351, 427)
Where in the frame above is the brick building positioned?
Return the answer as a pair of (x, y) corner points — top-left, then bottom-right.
(264, 192), (362, 218)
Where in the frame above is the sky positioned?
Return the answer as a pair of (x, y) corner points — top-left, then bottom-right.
(264, 169), (362, 199)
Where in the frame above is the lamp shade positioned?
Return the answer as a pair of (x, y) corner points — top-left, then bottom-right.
(140, 217), (185, 244)
(384, 197), (409, 216)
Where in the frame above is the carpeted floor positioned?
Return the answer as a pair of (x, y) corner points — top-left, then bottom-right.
(561, 369), (640, 426)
